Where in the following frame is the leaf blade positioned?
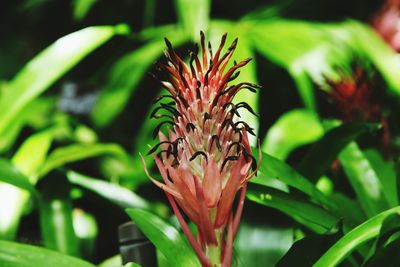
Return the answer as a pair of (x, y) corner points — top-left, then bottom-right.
(126, 208), (201, 267)
(314, 207), (400, 267)
(0, 25), (128, 136)
(0, 240), (95, 267)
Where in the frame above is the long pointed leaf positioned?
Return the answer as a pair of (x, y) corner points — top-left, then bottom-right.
(0, 240), (95, 267)
(262, 109), (323, 160)
(314, 207), (400, 267)
(247, 184), (338, 233)
(126, 208), (201, 267)
(297, 122), (379, 182)
(339, 142), (390, 218)
(0, 25), (128, 136)
(40, 143), (127, 176)
(67, 171), (150, 210)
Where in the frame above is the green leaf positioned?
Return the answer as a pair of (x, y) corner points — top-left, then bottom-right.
(345, 21), (400, 95)
(174, 0), (210, 40)
(0, 96), (55, 153)
(328, 193), (365, 229)
(0, 25), (128, 136)
(91, 26), (186, 127)
(247, 19), (400, 110)
(40, 143), (127, 176)
(91, 41), (163, 127)
(97, 255), (121, 267)
(252, 151), (330, 207)
(262, 109), (323, 160)
(72, 0), (97, 21)
(123, 263), (142, 267)
(72, 208), (97, 259)
(247, 184), (338, 233)
(67, 171), (150, 210)
(126, 208), (201, 267)
(276, 224), (343, 267)
(0, 240), (95, 267)
(339, 142), (389, 218)
(249, 19), (330, 110)
(39, 175), (79, 256)
(0, 159), (38, 196)
(235, 222), (293, 266)
(12, 128), (54, 181)
(314, 206), (400, 267)
(297, 122), (379, 182)
(0, 129), (54, 239)
(364, 149), (398, 207)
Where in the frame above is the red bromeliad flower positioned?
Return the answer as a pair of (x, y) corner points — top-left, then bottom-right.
(325, 65), (392, 158)
(141, 32), (260, 267)
(372, 0), (400, 52)
(325, 66), (381, 122)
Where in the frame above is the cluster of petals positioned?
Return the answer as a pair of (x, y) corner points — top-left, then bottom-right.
(372, 0), (400, 52)
(325, 67), (381, 122)
(142, 32), (260, 266)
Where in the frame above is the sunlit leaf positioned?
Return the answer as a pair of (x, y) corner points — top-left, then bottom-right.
(40, 143), (127, 176)
(98, 255), (122, 267)
(39, 176), (79, 256)
(0, 96), (54, 153)
(67, 171), (150, 210)
(248, 19), (327, 109)
(0, 25), (129, 136)
(123, 263), (142, 267)
(262, 109), (323, 160)
(0, 129), (54, 239)
(247, 18), (400, 110)
(91, 26), (186, 127)
(364, 149), (398, 207)
(72, 208), (97, 259)
(72, 0), (97, 21)
(314, 206), (400, 267)
(12, 128), (54, 181)
(344, 20), (400, 95)
(174, 0), (210, 40)
(247, 184), (339, 233)
(0, 159), (38, 196)
(126, 208), (201, 267)
(0, 240), (95, 267)
(339, 142), (389, 218)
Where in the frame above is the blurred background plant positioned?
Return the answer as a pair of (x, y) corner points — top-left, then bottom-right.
(1, 0), (400, 266)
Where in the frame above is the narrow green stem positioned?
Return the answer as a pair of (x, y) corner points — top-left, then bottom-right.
(205, 229), (223, 267)
(206, 244), (221, 267)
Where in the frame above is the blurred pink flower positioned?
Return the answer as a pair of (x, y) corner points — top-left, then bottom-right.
(142, 32), (260, 266)
(372, 0), (400, 51)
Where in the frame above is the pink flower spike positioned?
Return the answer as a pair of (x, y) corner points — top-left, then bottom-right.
(144, 31), (260, 266)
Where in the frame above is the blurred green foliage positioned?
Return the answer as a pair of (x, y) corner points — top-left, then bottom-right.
(1, 0), (400, 266)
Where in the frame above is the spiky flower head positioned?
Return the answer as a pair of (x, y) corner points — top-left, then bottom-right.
(325, 66), (381, 122)
(142, 32), (260, 266)
(324, 64), (392, 158)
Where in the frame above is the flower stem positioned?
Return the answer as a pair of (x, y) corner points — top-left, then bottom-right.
(206, 244), (221, 267)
